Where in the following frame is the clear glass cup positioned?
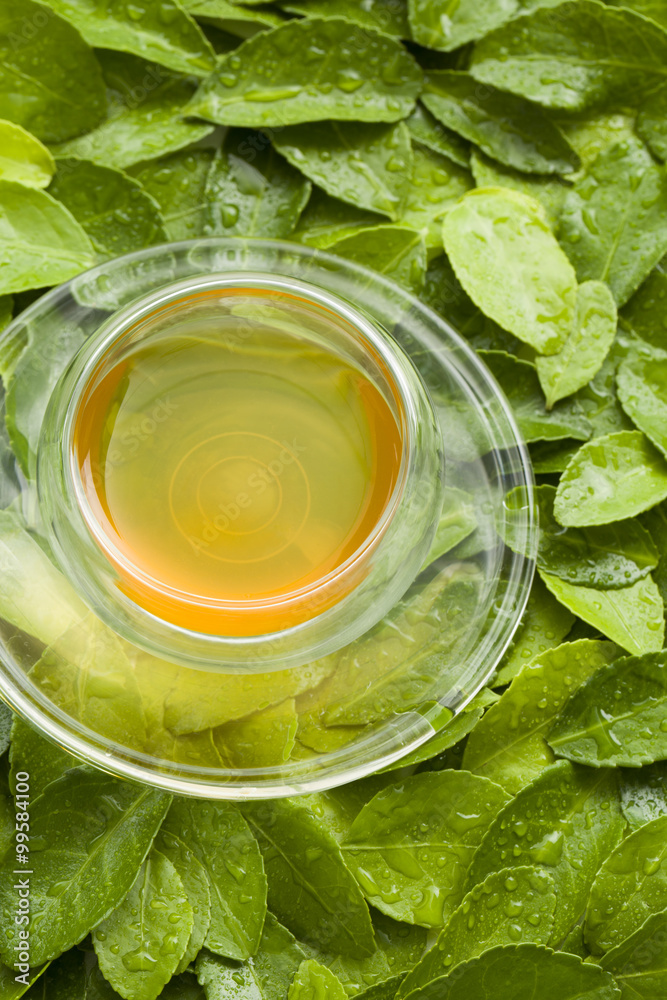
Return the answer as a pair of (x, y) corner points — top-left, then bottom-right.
(0, 239), (536, 798)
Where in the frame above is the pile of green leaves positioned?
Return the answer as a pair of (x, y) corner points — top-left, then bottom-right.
(1, 0), (667, 997)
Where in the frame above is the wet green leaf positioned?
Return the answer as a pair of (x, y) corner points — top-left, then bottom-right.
(403, 944), (620, 1000)
(559, 139), (667, 307)
(327, 225), (427, 294)
(470, 0), (667, 111)
(9, 717), (76, 800)
(130, 148), (214, 241)
(423, 487), (477, 568)
(54, 51), (213, 170)
(465, 760), (625, 946)
(0, 0), (106, 143)
(203, 138), (310, 238)
(281, 0), (410, 37)
(619, 255), (667, 350)
(0, 121), (54, 189)
(443, 189), (578, 354)
(0, 770), (170, 966)
(405, 104), (470, 168)
(536, 281), (617, 408)
(293, 188), (384, 248)
(188, 19), (422, 127)
(177, 0), (283, 39)
(154, 827), (212, 975)
(94, 849), (193, 1000)
(479, 352), (592, 443)
(273, 121), (411, 219)
(398, 143), (472, 247)
(288, 960), (347, 1000)
(493, 575), (575, 688)
(539, 571), (665, 656)
(617, 352), (667, 459)
(213, 698), (298, 767)
(342, 771), (510, 928)
(585, 816), (667, 955)
(195, 914), (306, 1000)
(515, 484), (659, 590)
(408, 0), (563, 52)
(49, 157), (167, 259)
(423, 71), (579, 175)
(163, 798), (266, 961)
(470, 151), (568, 230)
(555, 431), (667, 527)
(398, 867), (556, 997)
(244, 798), (375, 958)
(620, 763), (667, 831)
(600, 908), (667, 999)
(41, 0), (215, 77)
(549, 650), (667, 767)
(464, 640), (618, 794)
(637, 84), (667, 161)
(0, 180), (94, 296)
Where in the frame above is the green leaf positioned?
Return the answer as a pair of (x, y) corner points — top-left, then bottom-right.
(549, 650), (667, 767)
(493, 575), (575, 688)
(342, 771), (510, 928)
(408, 0), (563, 51)
(203, 138), (311, 238)
(129, 148), (214, 241)
(244, 798), (376, 958)
(470, 151), (567, 230)
(617, 352), (667, 460)
(187, 19), (422, 127)
(298, 909), (427, 995)
(600, 908), (667, 999)
(0, 0), (106, 143)
(529, 439), (581, 475)
(163, 798), (267, 961)
(154, 827), (212, 975)
(0, 179), (94, 296)
(49, 157), (167, 259)
(469, 0), (667, 112)
(54, 51), (213, 170)
(585, 816), (667, 955)
(293, 188), (385, 248)
(559, 139), (667, 307)
(555, 430), (667, 527)
(620, 255), (667, 350)
(398, 867), (556, 997)
(212, 698), (298, 767)
(94, 849), (194, 1000)
(398, 143), (472, 247)
(637, 84), (667, 161)
(288, 960), (347, 1000)
(40, 0), (215, 77)
(405, 103), (470, 168)
(620, 763), (667, 831)
(443, 189), (578, 354)
(195, 914), (306, 1000)
(423, 71), (579, 175)
(9, 717), (76, 800)
(0, 120), (54, 189)
(402, 944), (620, 1000)
(515, 484), (659, 590)
(464, 640), (619, 794)
(0, 770), (170, 966)
(280, 0), (410, 37)
(183, 0), (284, 37)
(540, 571), (665, 656)
(0, 961), (48, 999)
(536, 281), (617, 408)
(465, 760), (625, 946)
(423, 486), (477, 568)
(479, 352), (592, 443)
(273, 121), (412, 219)
(327, 225), (427, 294)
